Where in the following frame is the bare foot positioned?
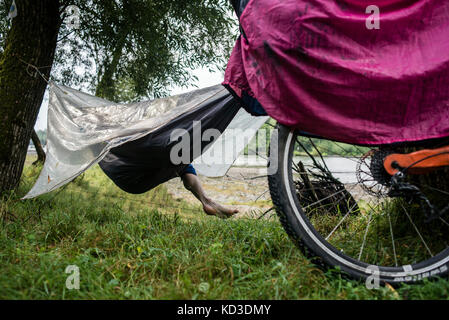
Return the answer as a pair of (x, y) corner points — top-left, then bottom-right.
(202, 199), (239, 219)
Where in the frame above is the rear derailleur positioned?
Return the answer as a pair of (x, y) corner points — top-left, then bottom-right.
(388, 171), (447, 223)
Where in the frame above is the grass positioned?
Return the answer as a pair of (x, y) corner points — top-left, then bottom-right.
(0, 157), (448, 299)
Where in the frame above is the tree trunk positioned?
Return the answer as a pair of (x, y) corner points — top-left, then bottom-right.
(31, 129), (46, 165)
(0, 0), (61, 193)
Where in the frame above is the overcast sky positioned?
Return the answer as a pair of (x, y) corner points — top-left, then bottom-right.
(34, 67), (225, 131)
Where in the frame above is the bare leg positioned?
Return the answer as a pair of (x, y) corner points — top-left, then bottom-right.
(181, 173), (239, 219)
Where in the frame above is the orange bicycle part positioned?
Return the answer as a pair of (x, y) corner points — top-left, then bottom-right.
(384, 145), (449, 176)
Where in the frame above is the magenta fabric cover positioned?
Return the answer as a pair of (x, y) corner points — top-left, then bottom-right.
(223, 0), (449, 145)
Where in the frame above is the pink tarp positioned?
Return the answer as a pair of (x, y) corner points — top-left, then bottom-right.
(224, 0), (449, 145)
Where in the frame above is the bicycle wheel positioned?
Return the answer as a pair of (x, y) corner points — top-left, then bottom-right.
(268, 124), (449, 284)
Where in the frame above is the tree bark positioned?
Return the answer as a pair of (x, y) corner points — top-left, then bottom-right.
(31, 129), (46, 165)
(0, 0), (61, 193)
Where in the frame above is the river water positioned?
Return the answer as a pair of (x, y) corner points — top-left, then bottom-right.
(234, 155), (360, 184)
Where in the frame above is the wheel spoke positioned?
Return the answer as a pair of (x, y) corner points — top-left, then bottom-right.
(303, 189), (347, 210)
(358, 209), (374, 261)
(386, 204), (398, 267)
(400, 202), (433, 257)
(439, 217), (449, 228)
(419, 184), (449, 196)
(326, 202), (359, 240)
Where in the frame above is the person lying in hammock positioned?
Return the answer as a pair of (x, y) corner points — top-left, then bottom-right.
(96, 84), (242, 220)
(179, 164), (239, 219)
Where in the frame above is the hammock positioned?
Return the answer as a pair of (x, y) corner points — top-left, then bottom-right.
(24, 83), (268, 199)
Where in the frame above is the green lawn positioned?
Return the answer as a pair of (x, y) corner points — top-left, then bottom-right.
(0, 158), (448, 299)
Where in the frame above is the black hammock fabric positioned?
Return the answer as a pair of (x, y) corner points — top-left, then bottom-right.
(99, 92), (241, 194)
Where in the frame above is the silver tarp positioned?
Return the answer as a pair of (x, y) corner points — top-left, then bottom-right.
(24, 83), (268, 199)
